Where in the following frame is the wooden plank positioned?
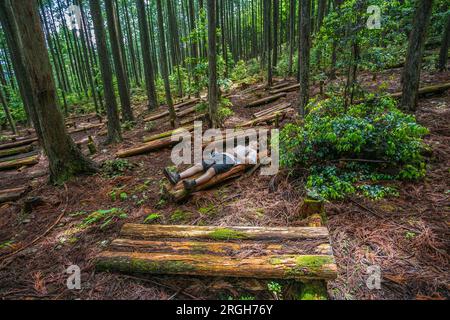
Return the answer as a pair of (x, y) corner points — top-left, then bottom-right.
(120, 224), (331, 241)
(95, 251), (337, 280)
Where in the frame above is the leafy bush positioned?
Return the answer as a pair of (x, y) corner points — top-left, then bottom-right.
(280, 95), (428, 200)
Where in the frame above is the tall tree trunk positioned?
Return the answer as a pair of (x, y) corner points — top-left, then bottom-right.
(437, 13), (450, 71)
(272, 0), (279, 69)
(136, 0), (158, 110)
(400, 0), (434, 111)
(105, 0), (134, 122)
(6, 0), (97, 184)
(288, 0), (295, 76)
(89, 0), (122, 143)
(207, 0), (218, 128)
(0, 87), (16, 134)
(264, 0), (273, 87)
(298, 0), (311, 117)
(155, 0), (177, 128)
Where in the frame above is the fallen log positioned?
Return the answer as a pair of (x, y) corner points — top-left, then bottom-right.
(68, 123), (104, 134)
(0, 186), (30, 204)
(96, 251), (337, 280)
(176, 105), (198, 118)
(96, 223), (337, 281)
(390, 82), (450, 99)
(269, 84), (300, 95)
(0, 155), (39, 171)
(174, 98), (200, 111)
(0, 137), (38, 151)
(120, 224), (330, 241)
(109, 238), (333, 256)
(143, 125), (195, 143)
(0, 145), (33, 158)
(269, 81), (297, 91)
(253, 102), (292, 118)
(143, 110), (169, 122)
(180, 113), (208, 126)
(245, 93), (287, 108)
(0, 150), (39, 163)
(116, 136), (183, 158)
(238, 110), (290, 128)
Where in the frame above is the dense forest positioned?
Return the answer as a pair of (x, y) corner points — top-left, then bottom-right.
(0, 0), (448, 301)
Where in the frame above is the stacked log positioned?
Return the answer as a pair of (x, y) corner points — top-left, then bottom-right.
(143, 125), (195, 143)
(0, 145), (34, 158)
(253, 102), (292, 118)
(0, 155), (39, 171)
(269, 83), (300, 95)
(390, 83), (450, 99)
(96, 224), (337, 280)
(238, 109), (290, 128)
(245, 93), (287, 108)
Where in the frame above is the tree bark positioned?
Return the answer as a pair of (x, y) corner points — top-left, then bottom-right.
(207, 0), (219, 128)
(89, 0), (122, 144)
(437, 13), (450, 71)
(105, 0), (134, 122)
(298, 0), (312, 117)
(5, 0), (97, 183)
(400, 0), (434, 111)
(136, 0), (158, 110)
(155, 0), (177, 128)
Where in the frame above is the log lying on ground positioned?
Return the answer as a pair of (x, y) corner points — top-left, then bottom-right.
(117, 136), (183, 158)
(174, 98), (200, 111)
(120, 224), (330, 241)
(269, 81), (297, 91)
(0, 155), (39, 171)
(0, 137), (38, 151)
(0, 186), (30, 204)
(390, 82), (450, 99)
(0, 145), (33, 158)
(143, 110), (170, 122)
(96, 251), (337, 280)
(96, 223), (337, 280)
(143, 125), (195, 143)
(176, 105), (198, 118)
(269, 83), (300, 95)
(180, 113), (207, 126)
(245, 93), (287, 108)
(0, 150), (39, 163)
(68, 123), (104, 134)
(109, 238), (333, 256)
(253, 102), (292, 118)
(238, 110), (290, 128)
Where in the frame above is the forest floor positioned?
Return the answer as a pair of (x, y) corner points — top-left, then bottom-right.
(0, 68), (448, 300)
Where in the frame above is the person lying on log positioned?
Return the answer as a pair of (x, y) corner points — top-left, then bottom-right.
(164, 141), (258, 191)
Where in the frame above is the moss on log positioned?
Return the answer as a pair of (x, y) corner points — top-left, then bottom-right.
(0, 155), (39, 171)
(245, 93), (287, 108)
(95, 251), (337, 280)
(0, 145), (33, 158)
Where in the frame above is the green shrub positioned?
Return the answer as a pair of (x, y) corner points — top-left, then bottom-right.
(280, 95), (428, 200)
(102, 159), (134, 178)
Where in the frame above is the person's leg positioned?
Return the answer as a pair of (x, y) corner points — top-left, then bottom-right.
(179, 163), (204, 179)
(183, 167), (217, 191)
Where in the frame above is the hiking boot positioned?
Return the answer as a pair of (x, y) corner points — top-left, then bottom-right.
(183, 179), (197, 191)
(163, 168), (180, 185)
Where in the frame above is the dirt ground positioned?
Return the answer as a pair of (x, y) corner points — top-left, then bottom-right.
(0, 69), (448, 300)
